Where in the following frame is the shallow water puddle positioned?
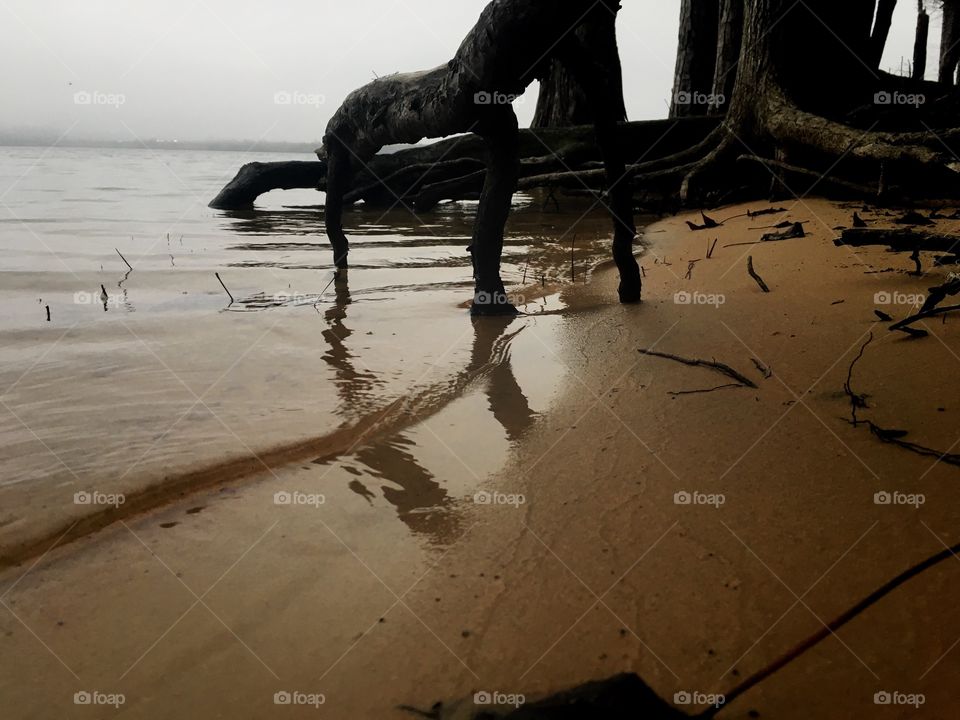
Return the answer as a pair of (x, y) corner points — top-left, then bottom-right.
(310, 314), (568, 546)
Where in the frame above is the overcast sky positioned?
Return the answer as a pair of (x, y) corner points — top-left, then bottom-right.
(0, 1), (946, 145)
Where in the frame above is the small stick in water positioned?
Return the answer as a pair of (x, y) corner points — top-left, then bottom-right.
(115, 248), (133, 271)
(570, 234), (576, 282)
(747, 256), (771, 293)
(216, 272), (235, 303)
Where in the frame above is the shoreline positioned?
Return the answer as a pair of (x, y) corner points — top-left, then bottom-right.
(3, 199), (960, 718)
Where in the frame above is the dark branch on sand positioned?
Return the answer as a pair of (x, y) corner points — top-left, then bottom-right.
(747, 256), (771, 293)
(638, 349), (758, 388)
(843, 333), (960, 467)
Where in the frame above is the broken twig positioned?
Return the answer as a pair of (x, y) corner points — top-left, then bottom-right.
(215, 272), (235, 304)
(747, 256), (771, 293)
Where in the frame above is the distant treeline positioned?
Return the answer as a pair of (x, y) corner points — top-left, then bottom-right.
(0, 134), (320, 154)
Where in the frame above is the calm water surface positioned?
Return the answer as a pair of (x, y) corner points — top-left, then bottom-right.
(0, 145), (616, 553)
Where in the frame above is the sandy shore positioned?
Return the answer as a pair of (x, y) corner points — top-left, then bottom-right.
(3, 198), (959, 719)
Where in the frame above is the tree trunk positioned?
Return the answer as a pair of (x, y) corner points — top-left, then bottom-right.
(532, 62), (626, 129)
(870, 0), (898, 69)
(532, 60), (593, 127)
(670, 0), (721, 117)
(532, 1), (627, 129)
(677, 0), (960, 203)
(940, 0), (960, 84)
(710, 0), (744, 114)
(913, 3), (930, 80)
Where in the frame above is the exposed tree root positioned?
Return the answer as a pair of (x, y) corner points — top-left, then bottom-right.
(843, 333), (960, 467)
(638, 348), (758, 388)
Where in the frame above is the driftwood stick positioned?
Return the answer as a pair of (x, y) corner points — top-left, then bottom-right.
(668, 383), (742, 396)
(215, 273), (235, 304)
(747, 256), (771, 293)
(115, 248), (133, 271)
(889, 303), (960, 331)
(835, 228), (960, 255)
(638, 349), (758, 388)
(701, 537), (960, 717)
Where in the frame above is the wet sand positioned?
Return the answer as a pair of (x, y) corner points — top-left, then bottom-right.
(3, 199), (960, 719)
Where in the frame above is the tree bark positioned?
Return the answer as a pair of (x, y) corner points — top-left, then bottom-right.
(940, 0), (960, 84)
(676, 0), (960, 203)
(870, 0), (898, 69)
(209, 161), (326, 210)
(711, 0), (744, 114)
(671, 0), (721, 118)
(913, 3), (930, 80)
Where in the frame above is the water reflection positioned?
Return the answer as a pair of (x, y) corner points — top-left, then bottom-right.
(313, 273), (537, 546)
(320, 272), (382, 419)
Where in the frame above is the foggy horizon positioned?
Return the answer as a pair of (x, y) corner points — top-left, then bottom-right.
(0, 0), (945, 147)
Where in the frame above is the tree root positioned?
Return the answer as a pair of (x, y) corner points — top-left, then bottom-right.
(843, 333), (960, 467)
(638, 348), (758, 388)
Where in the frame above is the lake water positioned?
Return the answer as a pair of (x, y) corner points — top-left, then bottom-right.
(0, 146), (618, 559)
